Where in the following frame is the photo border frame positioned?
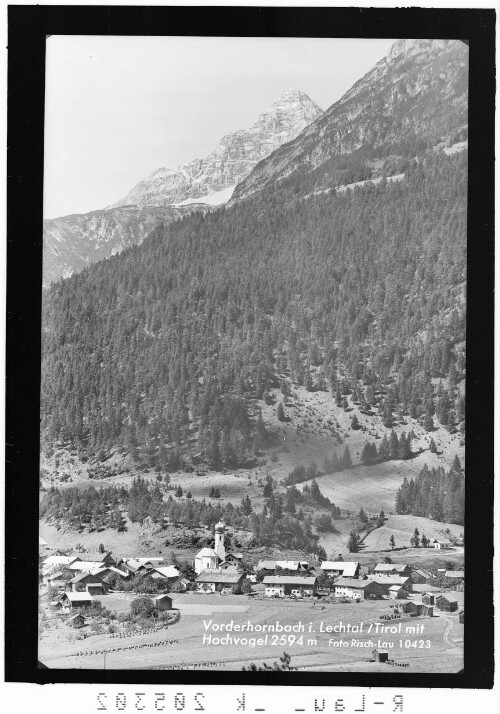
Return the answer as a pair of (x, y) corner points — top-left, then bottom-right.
(6, 4), (495, 687)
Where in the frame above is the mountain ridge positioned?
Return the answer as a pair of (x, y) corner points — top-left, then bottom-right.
(43, 88), (323, 286)
(231, 39), (468, 203)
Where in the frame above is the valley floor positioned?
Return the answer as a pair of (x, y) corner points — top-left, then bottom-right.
(39, 592), (464, 673)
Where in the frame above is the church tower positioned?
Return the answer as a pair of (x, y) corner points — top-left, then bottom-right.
(214, 521), (226, 563)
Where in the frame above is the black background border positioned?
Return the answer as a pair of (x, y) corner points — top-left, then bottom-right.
(6, 5), (495, 687)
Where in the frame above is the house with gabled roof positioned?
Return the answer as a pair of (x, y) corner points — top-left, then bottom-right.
(263, 575), (317, 598)
(373, 563), (412, 577)
(196, 570), (244, 593)
(333, 578), (385, 600)
(320, 561), (360, 578)
(59, 591), (93, 612)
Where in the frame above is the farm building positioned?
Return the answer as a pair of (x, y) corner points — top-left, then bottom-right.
(263, 576), (317, 598)
(388, 585), (409, 599)
(69, 571), (108, 593)
(95, 551), (117, 567)
(59, 592), (93, 612)
(320, 561), (360, 578)
(39, 536), (51, 553)
(153, 594), (173, 611)
(433, 540), (451, 550)
(196, 571), (244, 593)
(68, 561), (106, 573)
(257, 560), (310, 574)
(421, 605), (434, 617)
(43, 555), (81, 568)
(68, 613), (85, 628)
(444, 570), (464, 585)
(436, 596), (458, 612)
(421, 593), (435, 606)
(224, 552), (244, 567)
(372, 648), (389, 663)
(194, 548), (220, 574)
(367, 575), (413, 593)
(373, 563), (412, 578)
(149, 566), (181, 583)
(401, 601), (423, 615)
(220, 561), (240, 571)
(411, 568), (433, 584)
(333, 578), (386, 600)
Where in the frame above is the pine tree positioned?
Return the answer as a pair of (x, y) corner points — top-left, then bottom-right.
(175, 485), (183, 497)
(351, 414), (361, 430)
(342, 446), (352, 469)
(429, 437), (437, 453)
(389, 534), (396, 550)
(410, 527), (420, 548)
(348, 530), (360, 553)
(277, 402), (286, 422)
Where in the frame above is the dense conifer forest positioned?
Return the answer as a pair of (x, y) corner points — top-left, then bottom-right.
(394, 459), (464, 525)
(41, 150), (466, 479)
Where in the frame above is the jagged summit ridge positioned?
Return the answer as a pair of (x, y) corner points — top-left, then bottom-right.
(232, 39), (468, 203)
(111, 89), (323, 209)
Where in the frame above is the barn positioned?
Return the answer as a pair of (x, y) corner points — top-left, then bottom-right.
(68, 613), (85, 628)
(373, 563), (411, 578)
(196, 571), (244, 593)
(372, 648), (389, 663)
(334, 578), (386, 600)
(421, 593), (435, 606)
(59, 592), (93, 612)
(402, 601), (422, 615)
(153, 594), (173, 611)
(436, 595), (458, 612)
(388, 585), (409, 599)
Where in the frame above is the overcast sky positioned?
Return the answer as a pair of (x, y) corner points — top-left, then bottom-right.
(44, 36), (395, 218)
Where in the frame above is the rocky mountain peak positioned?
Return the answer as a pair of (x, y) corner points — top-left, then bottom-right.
(111, 89), (323, 210)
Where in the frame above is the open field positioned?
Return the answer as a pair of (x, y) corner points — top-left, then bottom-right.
(39, 591), (463, 672)
(361, 514), (463, 551)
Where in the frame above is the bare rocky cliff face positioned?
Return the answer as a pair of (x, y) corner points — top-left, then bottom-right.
(231, 40), (468, 202)
(44, 89), (322, 286)
(43, 204), (207, 287)
(111, 89), (323, 208)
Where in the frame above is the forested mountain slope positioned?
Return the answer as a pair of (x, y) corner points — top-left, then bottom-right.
(41, 149), (466, 472)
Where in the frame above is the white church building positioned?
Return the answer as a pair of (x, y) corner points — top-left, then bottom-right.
(194, 521), (227, 574)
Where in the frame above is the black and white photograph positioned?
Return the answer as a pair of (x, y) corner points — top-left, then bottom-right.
(5, 5), (495, 690)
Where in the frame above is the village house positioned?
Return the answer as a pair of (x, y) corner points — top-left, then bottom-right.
(263, 575), (317, 598)
(148, 565), (181, 583)
(401, 601), (423, 616)
(59, 591), (93, 612)
(39, 536), (51, 553)
(433, 539), (451, 550)
(43, 555), (81, 569)
(388, 584), (409, 599)
(421, 592), (436, 606)
(224, 552), (244, 567)
(367, 575), (413, 593)
(69, 571), (108, 593)
(257, 560), (310, 574)
(333, 578), (386, 600)
(195, 571), (244, 594)
(153, 594), (173, 611)
(436, 595), (458, 612)
(373, 563), (412, 578)
(68, 560), (106, 573)
(68, 613), (86, 628)
(444, 570), (464, 585)
(45, 570), (71, 589)
(410, 568), (433, 584)
(320, 561), (360, 578)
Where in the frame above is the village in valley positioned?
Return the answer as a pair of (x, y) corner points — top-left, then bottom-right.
(38, 512), (464, 671)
